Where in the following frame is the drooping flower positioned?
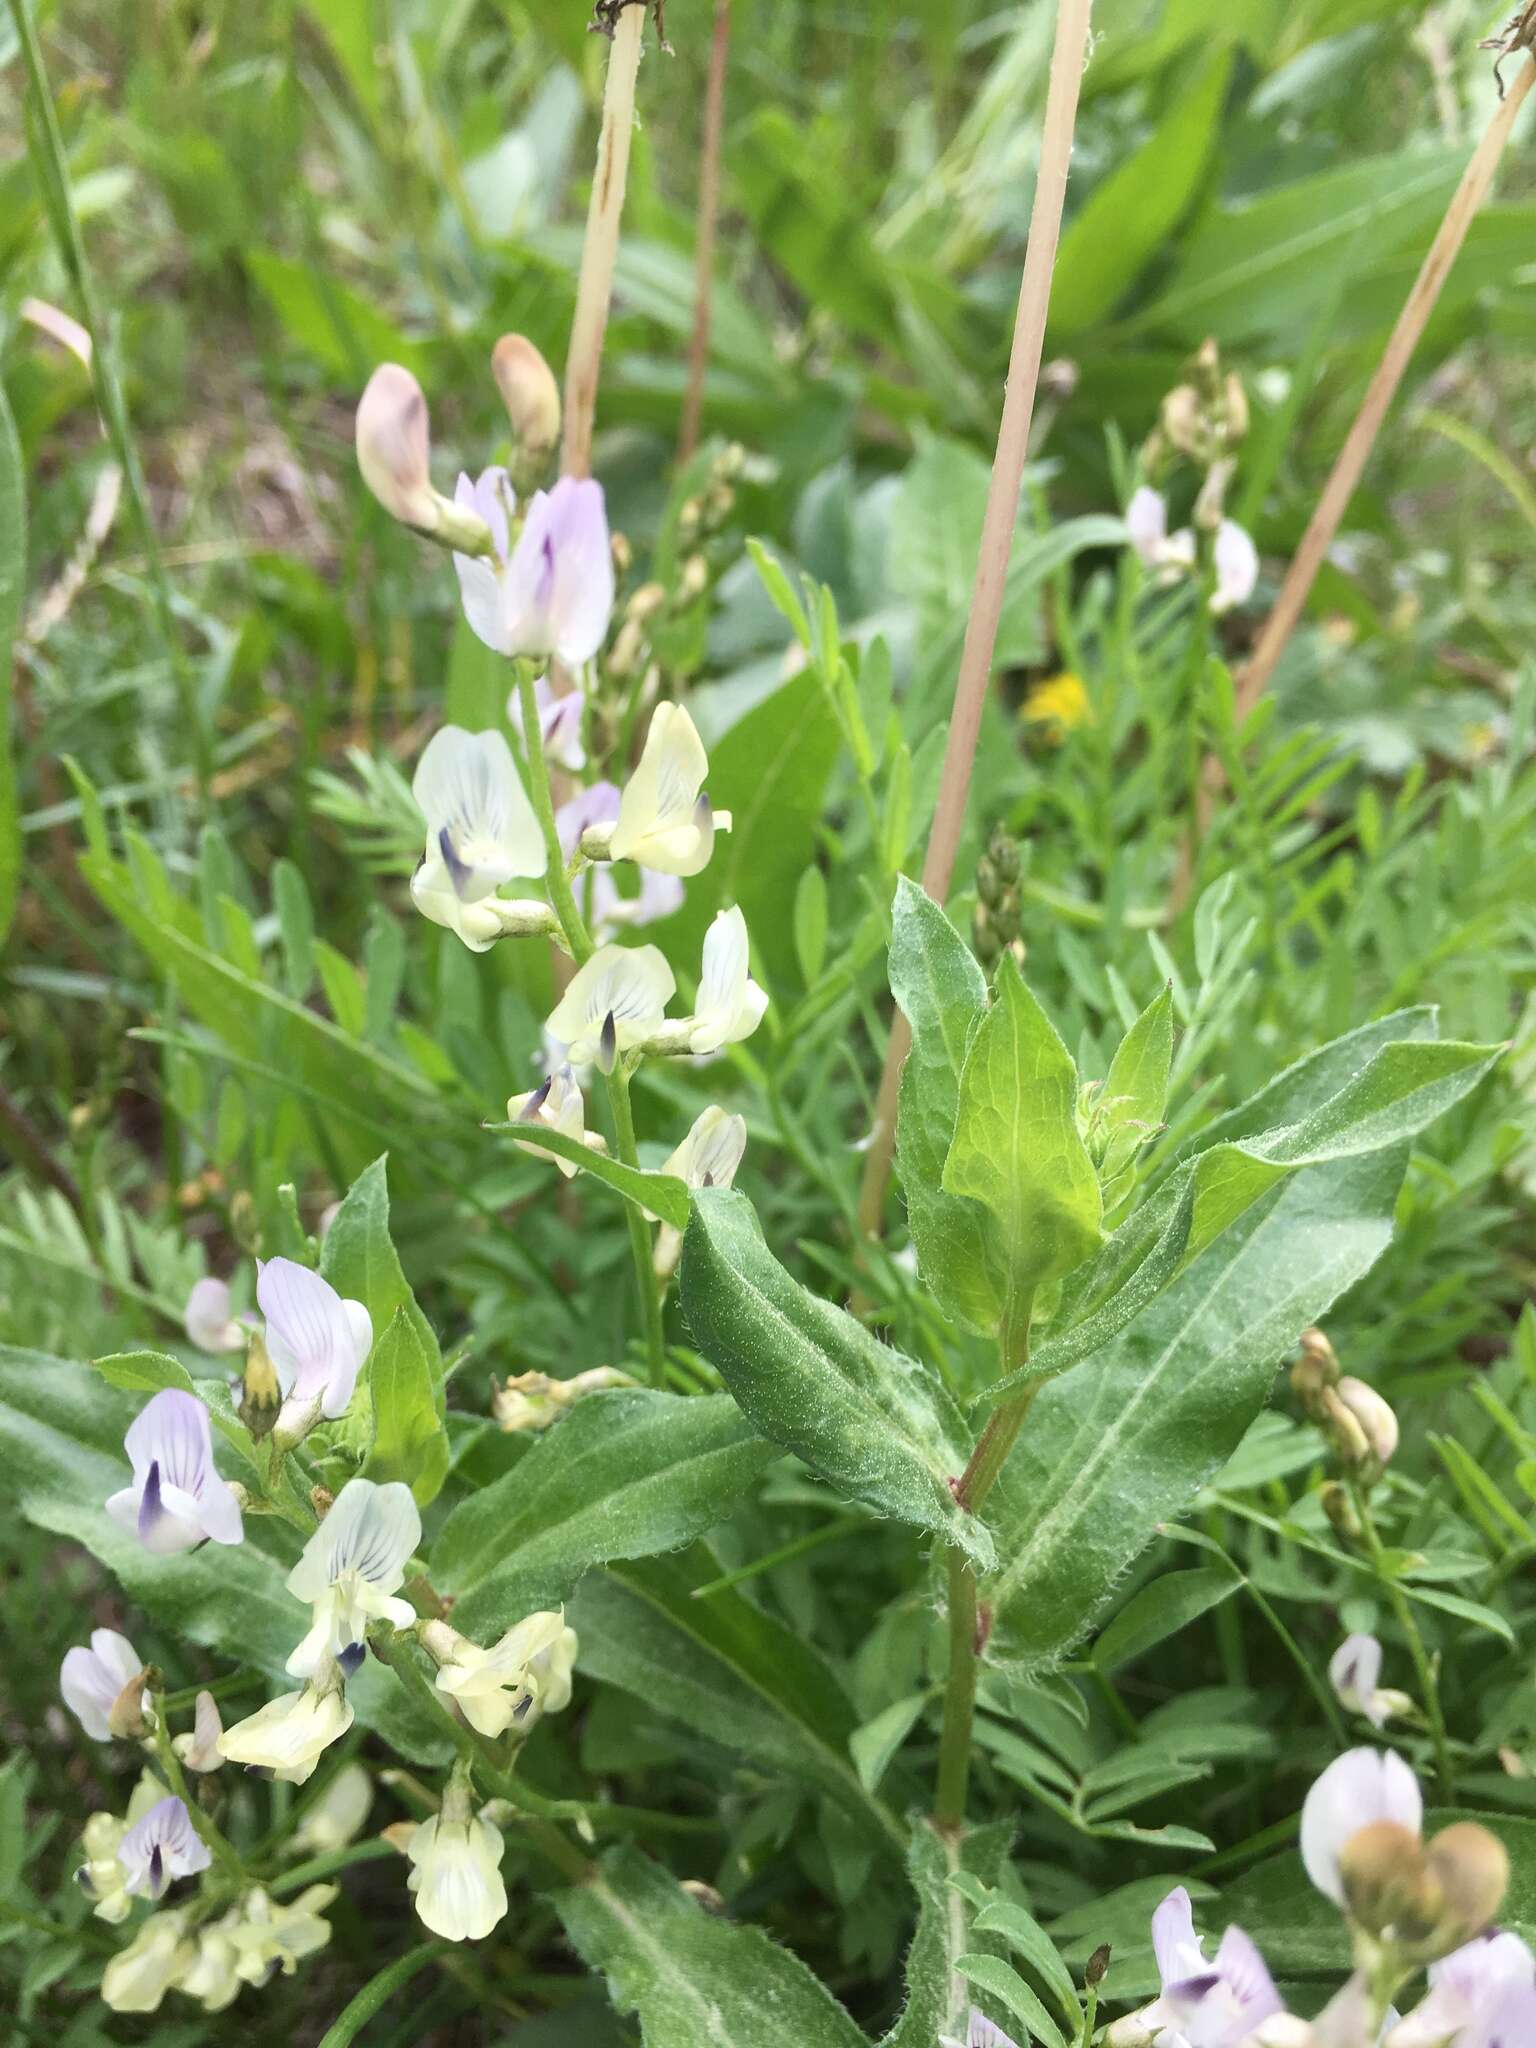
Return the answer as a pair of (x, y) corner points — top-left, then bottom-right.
(284, 1478), (421, 1678)
(1386, 1930), (1536, 2048)
(256, 1257), (373, 1442)
(60, 1628), (145, 1740)
(355, 365), (439, 533)
(1126, 486), (1197, 577)
(1106, 1887), (1282, 2047)
(940, 2013), (1020, 2048)
(183, 1276), (248, 1355)
(453, 471), (614, 667)
(406, 1792), (509, 1942)
(1329, 1635), (1411, 1732)
(491, 1366), (633, 1432)
(545, 942), (675, 1071)
(100, 1909), (195, 2013)
(1301, 1749), (1423, 1908)
(528, 674), (586, 772)
(218, 1659), (354, 1785)
(106, 1389), (244, 1555)
(1333, 1377), (1399, 1470)
(652, 1105), (747, 1276)
(174, 1689), (225, 1773)
(176, 1915), (243, 2013)
(1211, 520), (1259, 615)
(290, 1763), (373, 1857)
(423, 1610), (576, 1739)
(507, 1065), (604, 1179)
(603, 702), (729, 877)
(491, 333), (562, 458)
(76, 1776), (168, 1923)
(226, 1884), (338, 1986)
(116, 1795), (211, 1901)
(684, 908), (768, 1056)
(410, 725), (551, 953)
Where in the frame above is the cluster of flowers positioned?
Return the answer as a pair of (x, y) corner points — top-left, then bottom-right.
(356, 345), (763, 1172)
(944, 1750), (1531, 2048)
(1125, 338), (1260, 618)
(67, 1256), (580, 2011)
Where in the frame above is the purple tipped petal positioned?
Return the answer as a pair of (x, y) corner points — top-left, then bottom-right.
(1152, 1886), (1205, 1987)
(124, 1389), (213, 1494)
(118, 1796), (210, 1897)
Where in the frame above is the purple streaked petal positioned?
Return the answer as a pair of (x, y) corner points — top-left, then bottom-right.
(124, 1389), (213, 1494)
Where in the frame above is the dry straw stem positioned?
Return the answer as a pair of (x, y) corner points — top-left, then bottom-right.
(678, 0), (732, 463)
(855, 0), (1096, 1245)
(1226, 56), (1535, 747)
(563, 4), (648, 478)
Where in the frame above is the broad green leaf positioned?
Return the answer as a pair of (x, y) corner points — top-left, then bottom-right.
(557, 1843), (869, 2048)
(321, 1155), (443, 1397)
(0, 382), (22, 948)
(888, 878), (996, 1333)
(485, 1122), (691, 1228)
(944, 956), (1102, 1341)
(983, 1146), (1410, 1665)
(1102, 984), (1175, 1137)
(245, 248), (424, 380)
(661, 670), (841, 995)
(882, 1820), (1013, 2048)
(435, 1390), (779, 1636)
(362, 1307), (448, 1506)
(956, 1954), (1069, 2048)
(1051, 47), (1232, 333)
(850, 1693), (928, 1795)
(984, 1017), (1500, 1403)
(970, 1896), (1081, 2032)
(1091, 1568), (1238, 1675)
(0, 1347), (448, 1764)
(93, 1348), (253, 1461)
(570, 1553), (903, 1852)
(680, 1188), (993, 1568)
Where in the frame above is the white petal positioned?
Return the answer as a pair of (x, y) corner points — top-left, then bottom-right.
(610, 703), (709, 870)
(124, 1388), (214, 1494)
(1212, 520), (1259, 614)
(452, 552), (512, 654)
(1152, 1886), (1206, 1987)
(258, 1258), (358, 1404)
(1329, 1633), (1383, 1718)
(287, 1478), (421, 1602)
(1300, 1748), (1423, 1906)
(412, 726), (546, 888)
(184, 1277), (242, 1354)
(545, 944), (675, 1064)
(1126, 486), (1169, 565)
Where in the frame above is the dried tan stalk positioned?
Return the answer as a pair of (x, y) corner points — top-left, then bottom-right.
(678, 0), (731, 463)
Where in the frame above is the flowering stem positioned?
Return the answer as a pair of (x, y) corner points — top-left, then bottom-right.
(1347, 1476), (1455, 1800)
(563, 3), (646, 478)
(515, 666), (668, 1386)
(677, 0), (731, 464)
(147, 1693), (247, 1885)
(855, 0), (1096, 1245)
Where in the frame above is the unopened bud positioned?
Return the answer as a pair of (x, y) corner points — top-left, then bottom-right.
(1105, 2015), (1155, 2048)
(680, 1879), (726, 1913)
(1321, 1481), (1362, 1545)
(991, 833), (1021, 884)
(1292, 1329), (1341, 1417)
(1335, 1377), (1398, 1471)
(1223, 372), (1249, 443)
(491, 1366), (634, 1434)
(1320, 1385), (1372, 1466)
(1161, 382), (1203, 456)
(976, 855), (1003, 908)
(311, 1484), (335, 1520)
(173, 1690), (224, 1773)
(680, 553), (709, 599)
(239, 1330), (282, 1441)
(356, 364), (439, 530)
(108, 1668), (155, 1741)
(380, 1821), (417, 1856)
(1423, 1822), (1508, 1952)
(611, 530), (633, 575)
(1339, 1820), (1443, 1946)
(491, 334), (561, 456)
(1086, 1943), (1111, 1988)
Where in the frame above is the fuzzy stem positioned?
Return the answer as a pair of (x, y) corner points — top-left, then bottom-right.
(934, 1547), (979, 1828)
(516, 668), (667, 1384)
(1348, 1474), (1455, 1800)
(9, 0), (212, 802)
(1230, 58), (1535, 727)
(562, 5), (646, 477)
(147, 1696), (247, 1884)
(855, 0), (1095, 1244)
(677, 0), (731, 463)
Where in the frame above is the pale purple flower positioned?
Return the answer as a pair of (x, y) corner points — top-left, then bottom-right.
(1211, 520), (1259, 615)
(1126, 486), (1196, 576)
(1118, 1887), (1283, 2048)
(60, 1629), (144, 1739)
(1301, 1748), (1422, 1907)
(183, 1277), (248, 1356)
(453, 470), (614, 667)
(1330, 1634), (1388, 1729)
(557, 779), (622, 865)
(106, 1390), (244, 1554)
(1387, 1931), (1536, 2048)
(588, 865), (684, 941)
(283, 1477), (420, 1678)
(116, 1795), (211, 1900)
(940, 2012), (1018, 2048)
(256, 1257), (373, 1427)
(532, 675), (586, 772)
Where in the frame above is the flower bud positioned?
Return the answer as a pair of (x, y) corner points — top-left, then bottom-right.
(108, 1667), (155, 1741)
(1086, 1943), (1111, 1988)
(491, 334), (561, 457)
(1291, 1328), (1340, 1415)
(1321, 1481), (1362, 1545)
(1338, 1820), (1443, 1946)
(1422, 1821), (1508, 1952)
(1335, 1377), (1399, 1471)
(1161, 382), (1203, 456)
(1319, 1385), (1372, 1466)
(1105, 2016), (1155, 2048)
(356, 364), (438, 531)
(1223, 372), (1250, 443)
(239, 1330), (282, 1442)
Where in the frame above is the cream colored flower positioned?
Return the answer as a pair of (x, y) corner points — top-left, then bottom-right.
(424, 1610), (573, 1739)
(545, 944), (674, 1071)
(100, 1910), (195, 2014)
(218, 1661), (354, 1786)
(407, 1806), (507, 1942)
(603, 703), (730, 876)
(506, 1066), (605, 1179)
(290, 1763), (373, 1857)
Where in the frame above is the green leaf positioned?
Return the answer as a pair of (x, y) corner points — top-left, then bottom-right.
(970, 1897), (1081, 2032)
(850, 1694), (928, 1795)
(362, 1307), (448, 1506)
(321, 1156), (443, 1399)
(485, 1123), (691, 1229)
(557, 1843), (869, 2048)
(982, 1146), (1410, 1666)
(1051, 47), (1233, 334)
(888, 878), (996, 1333)
(435, 1390), (779, 1637)
(1091, 1568), (1238, 1675)
(93, 1348), (253, 1461)
(956, 1953), (1070, 2048)
(0, 1347), (449, 1765)
(883, 1821), (1013, 2048)
(984, 1017), (1501, 1404)
(245, 248), (424, 380)
(0, 382), (23, 949)
(570, 1553), (903, 1851)
(680, 1188), (993, 1568)
(943, 955), (1102, 1340)
(1102, 984), (1175, 1137)
(794, 863), (829, 987)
